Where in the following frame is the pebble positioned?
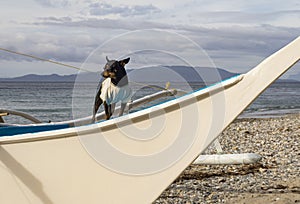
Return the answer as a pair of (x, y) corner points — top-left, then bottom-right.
(154, 114), (300, 204)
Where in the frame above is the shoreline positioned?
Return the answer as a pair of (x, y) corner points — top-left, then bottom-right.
(155, 113), (300, 203)
(239, 111), (300, 119)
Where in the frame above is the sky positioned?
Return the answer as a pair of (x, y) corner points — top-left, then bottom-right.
(0, 0), (299, 78)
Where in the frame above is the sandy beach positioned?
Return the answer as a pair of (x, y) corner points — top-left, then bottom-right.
(155, 114), (300, 203)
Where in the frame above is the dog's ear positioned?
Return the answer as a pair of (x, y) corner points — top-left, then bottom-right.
(120, 57), (130, 66)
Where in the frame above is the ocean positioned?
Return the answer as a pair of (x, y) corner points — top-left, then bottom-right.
(0, 81), (299, 124)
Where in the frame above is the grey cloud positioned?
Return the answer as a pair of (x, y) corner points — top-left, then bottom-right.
(88, 3), (161, 17)
(196, 25), (299, 51)
(5, 13), (300, 72)
(20, 15), (300, 65)
(191, 10), (300, 25)
(34, 0), (70, 8)
(34, 17), (171, 31)
(34, 15), (300, 43)
(0, 32), (95, 63)
(37, 16), (72, 23)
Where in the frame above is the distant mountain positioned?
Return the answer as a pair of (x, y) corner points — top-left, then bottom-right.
(1, 65), (299, 87)
(0, 66), (238, 83)
(277, 78), (300, 83)
(1, 66), (299, 83)
(127, 66), (237, 83)
(287, 72), (300, 81)
(0, 74), (76, 82)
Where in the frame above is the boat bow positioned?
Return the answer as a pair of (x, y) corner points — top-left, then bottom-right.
(0, 37), (299, 204)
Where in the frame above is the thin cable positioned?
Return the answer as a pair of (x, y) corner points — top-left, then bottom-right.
(0, 47), (92, 72)
(0, 47), (170, 91)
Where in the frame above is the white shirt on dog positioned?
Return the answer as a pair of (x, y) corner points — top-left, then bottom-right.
(100, 78), (132, 105)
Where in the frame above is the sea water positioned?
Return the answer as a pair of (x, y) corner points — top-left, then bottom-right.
(0, 81), (299, 124)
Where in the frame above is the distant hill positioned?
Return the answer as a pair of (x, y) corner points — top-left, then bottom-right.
(277, 78), (300, 83)
(0, 66), (298, 83)
(127, 66), (237, 82)
(0, 74), (76, 82)
(0, 66), (237, 83)
(288, 72), (300, 81)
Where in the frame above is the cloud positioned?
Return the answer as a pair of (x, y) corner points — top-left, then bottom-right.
(194, 25), (299, 52)
(34, 16), (168, 30)
(189, 10), (300, 26)
(34, 0), (70, 8)
(0, 31), (96, 63)
(33, 16), (300, 49)
(3, 13), (299, 72)
(179, 0), (300, 13)
(38, 16), (73, 23)
(2, 0), (300, 76)
(88, 2), (161, 17)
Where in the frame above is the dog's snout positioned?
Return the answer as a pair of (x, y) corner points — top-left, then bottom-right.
(102, 70), (116, 78)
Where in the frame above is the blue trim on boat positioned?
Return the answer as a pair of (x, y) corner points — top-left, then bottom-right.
(128, 74), (242, 113)
(0, 75), (241, 136)
(0, 124), (70, 137)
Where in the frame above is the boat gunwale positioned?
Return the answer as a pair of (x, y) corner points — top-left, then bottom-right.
(0, 74), (243, 144)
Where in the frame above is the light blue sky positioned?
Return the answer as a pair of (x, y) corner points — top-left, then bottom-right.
(0, 0), (299, 78)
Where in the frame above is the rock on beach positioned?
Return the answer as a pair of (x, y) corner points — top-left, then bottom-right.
(154, 114), (300, 204)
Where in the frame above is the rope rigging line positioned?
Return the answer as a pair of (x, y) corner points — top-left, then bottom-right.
(129, 81), (170, 91)
(0, 47), (170, 91)
(0, 47), (92, 72)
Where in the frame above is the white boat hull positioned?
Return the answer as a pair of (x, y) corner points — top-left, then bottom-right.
(0, 37), (299, 203)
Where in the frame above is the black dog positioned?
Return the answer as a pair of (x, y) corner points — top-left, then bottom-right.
(92, 57), (132, 121)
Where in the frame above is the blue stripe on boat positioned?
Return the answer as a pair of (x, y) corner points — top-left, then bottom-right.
(0, 124), (70, 137)
(0, 75), (241, 137)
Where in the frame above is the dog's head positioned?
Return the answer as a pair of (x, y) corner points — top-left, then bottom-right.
(102, 56), (130, 86)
